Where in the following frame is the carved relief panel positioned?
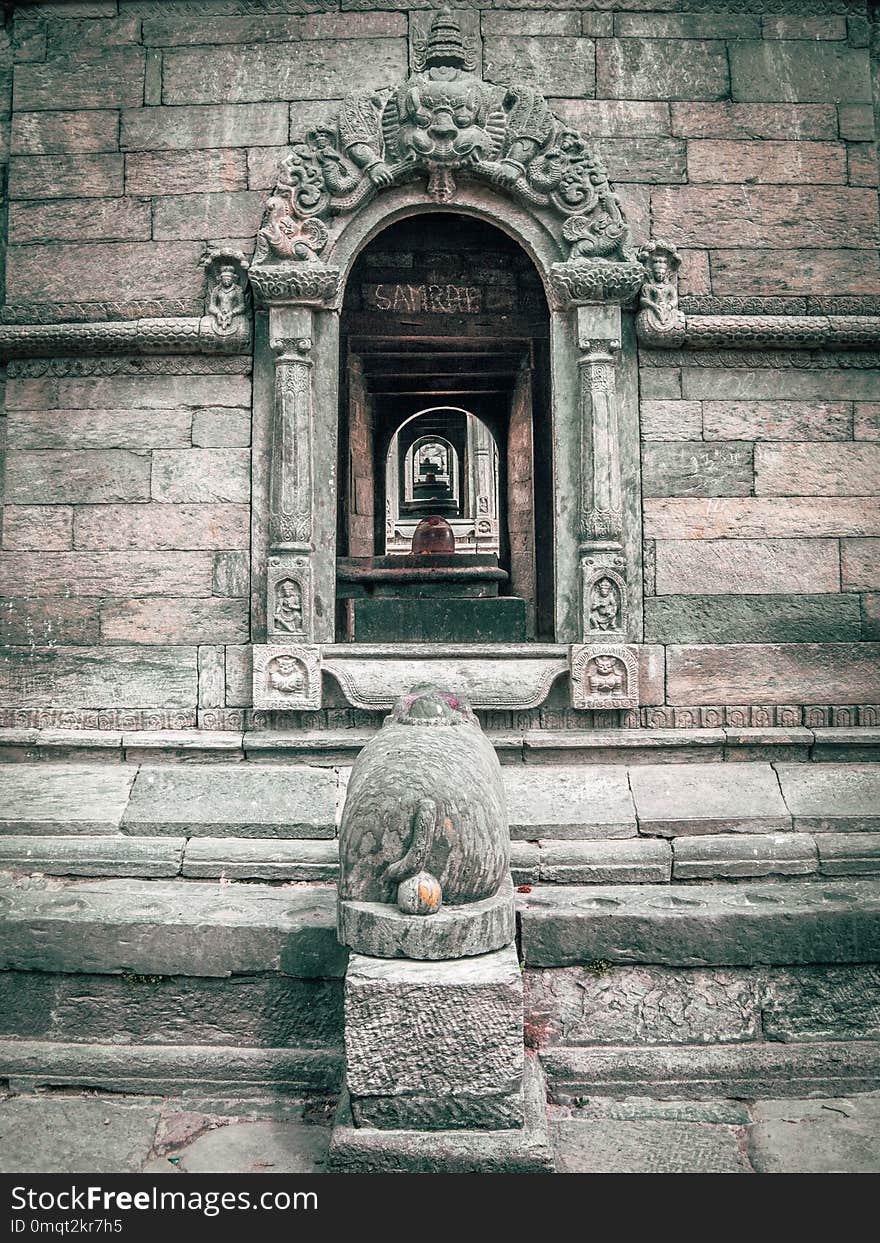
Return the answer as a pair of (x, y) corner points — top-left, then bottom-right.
(253, 645), (322, 711)
(570, 644), (639, 711)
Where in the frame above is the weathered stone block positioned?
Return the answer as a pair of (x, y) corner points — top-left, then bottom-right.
(710, 248), (880, 295)
(121, 102), (289, 151)
(0, 645), (198, 709)
(762, 965), (880, 1041)
(749, 1096), (880, 1174)
(667, 644), (880, 707)
(519, 879), (880, 967)
(651, 186), (878, 249)
(640, 401), (701, 441)
(642, 443), (753, 498)
(0, 835), (184, 879)
(670, 102), (837, 140)
(702, 400), (851, 442)
(183, 837), (338, 882)
(594, 136), (685, 184)
(554, 1118), (751, 1174)
(5, 241), (206, 304)
(862, 594), (880, 640)
(0, 972), (56, 1038)
(687, 139), (846, 184)
(151, 449), (250, 505)
(539, 839), (670, 885)
(639, 368), (681, 400)
(764, 16), (847, 41)
(190, 409), (251, 448)
(483, 38), (594, 98)
(2, 505), (72, 550)
(0, 764), (134, 834)
(142, 11), (405, 47)
(817, 834), (880, 877)
(0, 598), (99, 646)
(504, 765), (636, 840)
(672, 833), (816, 880)
(8, 409), (191, 450)
(11, 109), (119, 154)
(755, 444), (880, 497)
(848, 143), (878, 188)
(776, 764), (880, 833)
(854, 404), (880, 440)
(629, 762), (790, 836)
(654, 539), (839, 595)
(13, 48), (147, 110)
(842, 538), (880, 591)
(838, 104), (875, 142)
(0, 551), (214, 597)
(245, 144), (290, 190)
(9, 153), (123, 199)
(212, 550), (250, 597)
(523, 965), (761, 1047)
(645, 595), (862, 644)
(644, 497), (880, 541)
(7, 374), (252, 412)
(122, 764), (337, 838)
(344, 947), (523, 1130)
(125, 149), (248, 197)
(73, 503), (249, 551)
(152, 189), (265, 241)
(0, 1096), (162, 1175)
(482, 12), (580, 37)
(161, 40), (407, 104)
(100, 598), (250, 645)
(598, 39), (729, 101)
(8, 197), (152, 244)
(729, 40), (871, 103)
(550, 99), (670, 137)
(4, 450), (152, 504)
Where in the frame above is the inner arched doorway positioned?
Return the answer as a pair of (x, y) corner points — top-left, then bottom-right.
(335, 213), (554, 642)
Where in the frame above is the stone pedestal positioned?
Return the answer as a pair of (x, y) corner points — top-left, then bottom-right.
(343, 946), (524, 1131)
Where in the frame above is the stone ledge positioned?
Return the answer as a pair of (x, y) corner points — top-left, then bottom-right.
(518, 879), (880, 967)
(542, 1041), (880, 1102)
(0, 836), (185, 879)
(0, 876), (346, 978)
(0, 1039), (341, 1096)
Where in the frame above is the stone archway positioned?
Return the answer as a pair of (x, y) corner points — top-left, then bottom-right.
(248, 10), (645, 716)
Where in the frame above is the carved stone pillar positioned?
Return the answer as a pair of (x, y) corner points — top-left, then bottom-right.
(471, 415), (498, 552)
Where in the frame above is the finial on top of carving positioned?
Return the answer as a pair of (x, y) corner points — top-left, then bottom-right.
(252, 9), (634, 281)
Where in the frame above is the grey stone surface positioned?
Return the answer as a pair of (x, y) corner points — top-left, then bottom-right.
(777, 764), (880, 832)
(509, 841), (540, 885)
(749, 1096), (880, 1173)
(183, 837), (338, 881)
(522, 729), (725, 765)
(0, 764), (135, 834)
(122, 765), (337, 838)
(554, 1118), (750, 1173)
(0, 876), (347, 978)
(646, 594), (862, 644)
(817, 833), (880, 876)
(543, 1041), (880, 1101)
(339, 878), (515, 961)
(524, 966), (761, 1047)
(724, 728), (813, 763)
(811, 728), (880, 763)
(555, 1098), (752, 1125)
(630, 763), (791, 835)
(161, 1118), (329, 1174)
(761, 966), (880, 1043)
(329, 1054), (554, 1173)
(642, 442), (753, 498)
(538, 838), (671, 884)
(0, 835), (185, 877)
(504, 765), (636, 839)
(344, 947), (522, 1131)
(672, 833), (817, 880)
(0, 1040), (342, 1096)
(518, 880), (880, 967)
(0, 1096), (160, 1174)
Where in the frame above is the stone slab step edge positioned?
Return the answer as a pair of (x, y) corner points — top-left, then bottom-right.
(2, 727), (879, 766)
(540, 1041), (880, 1102)
(0, 1039), (342, 1095)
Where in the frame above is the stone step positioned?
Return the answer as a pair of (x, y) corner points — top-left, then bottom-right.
(4, 759), (879, 843)
(519, 879), (880, 967)
(541, 1041), (880, 1102)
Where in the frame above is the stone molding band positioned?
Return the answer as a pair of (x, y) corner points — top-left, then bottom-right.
(0, 316), (251, 360)
(638, 313), (880, 352)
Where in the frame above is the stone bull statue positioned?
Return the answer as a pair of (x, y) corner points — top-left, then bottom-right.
(337, 684), (515, 959)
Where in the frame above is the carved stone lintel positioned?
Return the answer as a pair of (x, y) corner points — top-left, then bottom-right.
(581, 556), (627, 641)
(253, 644), (322, 711)
(268, 554), (313, 641)
(249, 263), (341, 309)
(570, 644), (638, 711)
(269, 337), (314, 551)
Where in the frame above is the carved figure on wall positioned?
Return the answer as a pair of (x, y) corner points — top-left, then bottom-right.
(588, 654), (626, 696)
(570, 643), (638, 711)
(589, 577), (620, 632)
(636, 240), (686, 346)
(266, 654), (306, 694)
(202, 251), (250, 334)
(273, 578), (304, 635)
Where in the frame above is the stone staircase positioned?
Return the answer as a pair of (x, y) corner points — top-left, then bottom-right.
(1, 726), (879, 1112)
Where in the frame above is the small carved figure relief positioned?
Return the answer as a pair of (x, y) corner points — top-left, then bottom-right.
(202, 251), (250, 334)
(636, 240), (686, 346)
(273, 578), (304, 635)
(589, 577), (620, 632)
(266, 654), (307, 695)
(570, 644), (638, 711)
(587, 654), (625, 696)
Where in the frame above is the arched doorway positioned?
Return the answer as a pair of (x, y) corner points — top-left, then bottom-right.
(335, 212), (553, 642)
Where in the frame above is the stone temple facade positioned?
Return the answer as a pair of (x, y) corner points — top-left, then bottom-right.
(0, 0), (877, 735)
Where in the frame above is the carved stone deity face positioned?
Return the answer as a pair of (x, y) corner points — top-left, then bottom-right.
(219, 266), (236, 289)
(597, 578), (613, 599)
(594, 655), (617, 675)
(649, 254), (670, 282)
